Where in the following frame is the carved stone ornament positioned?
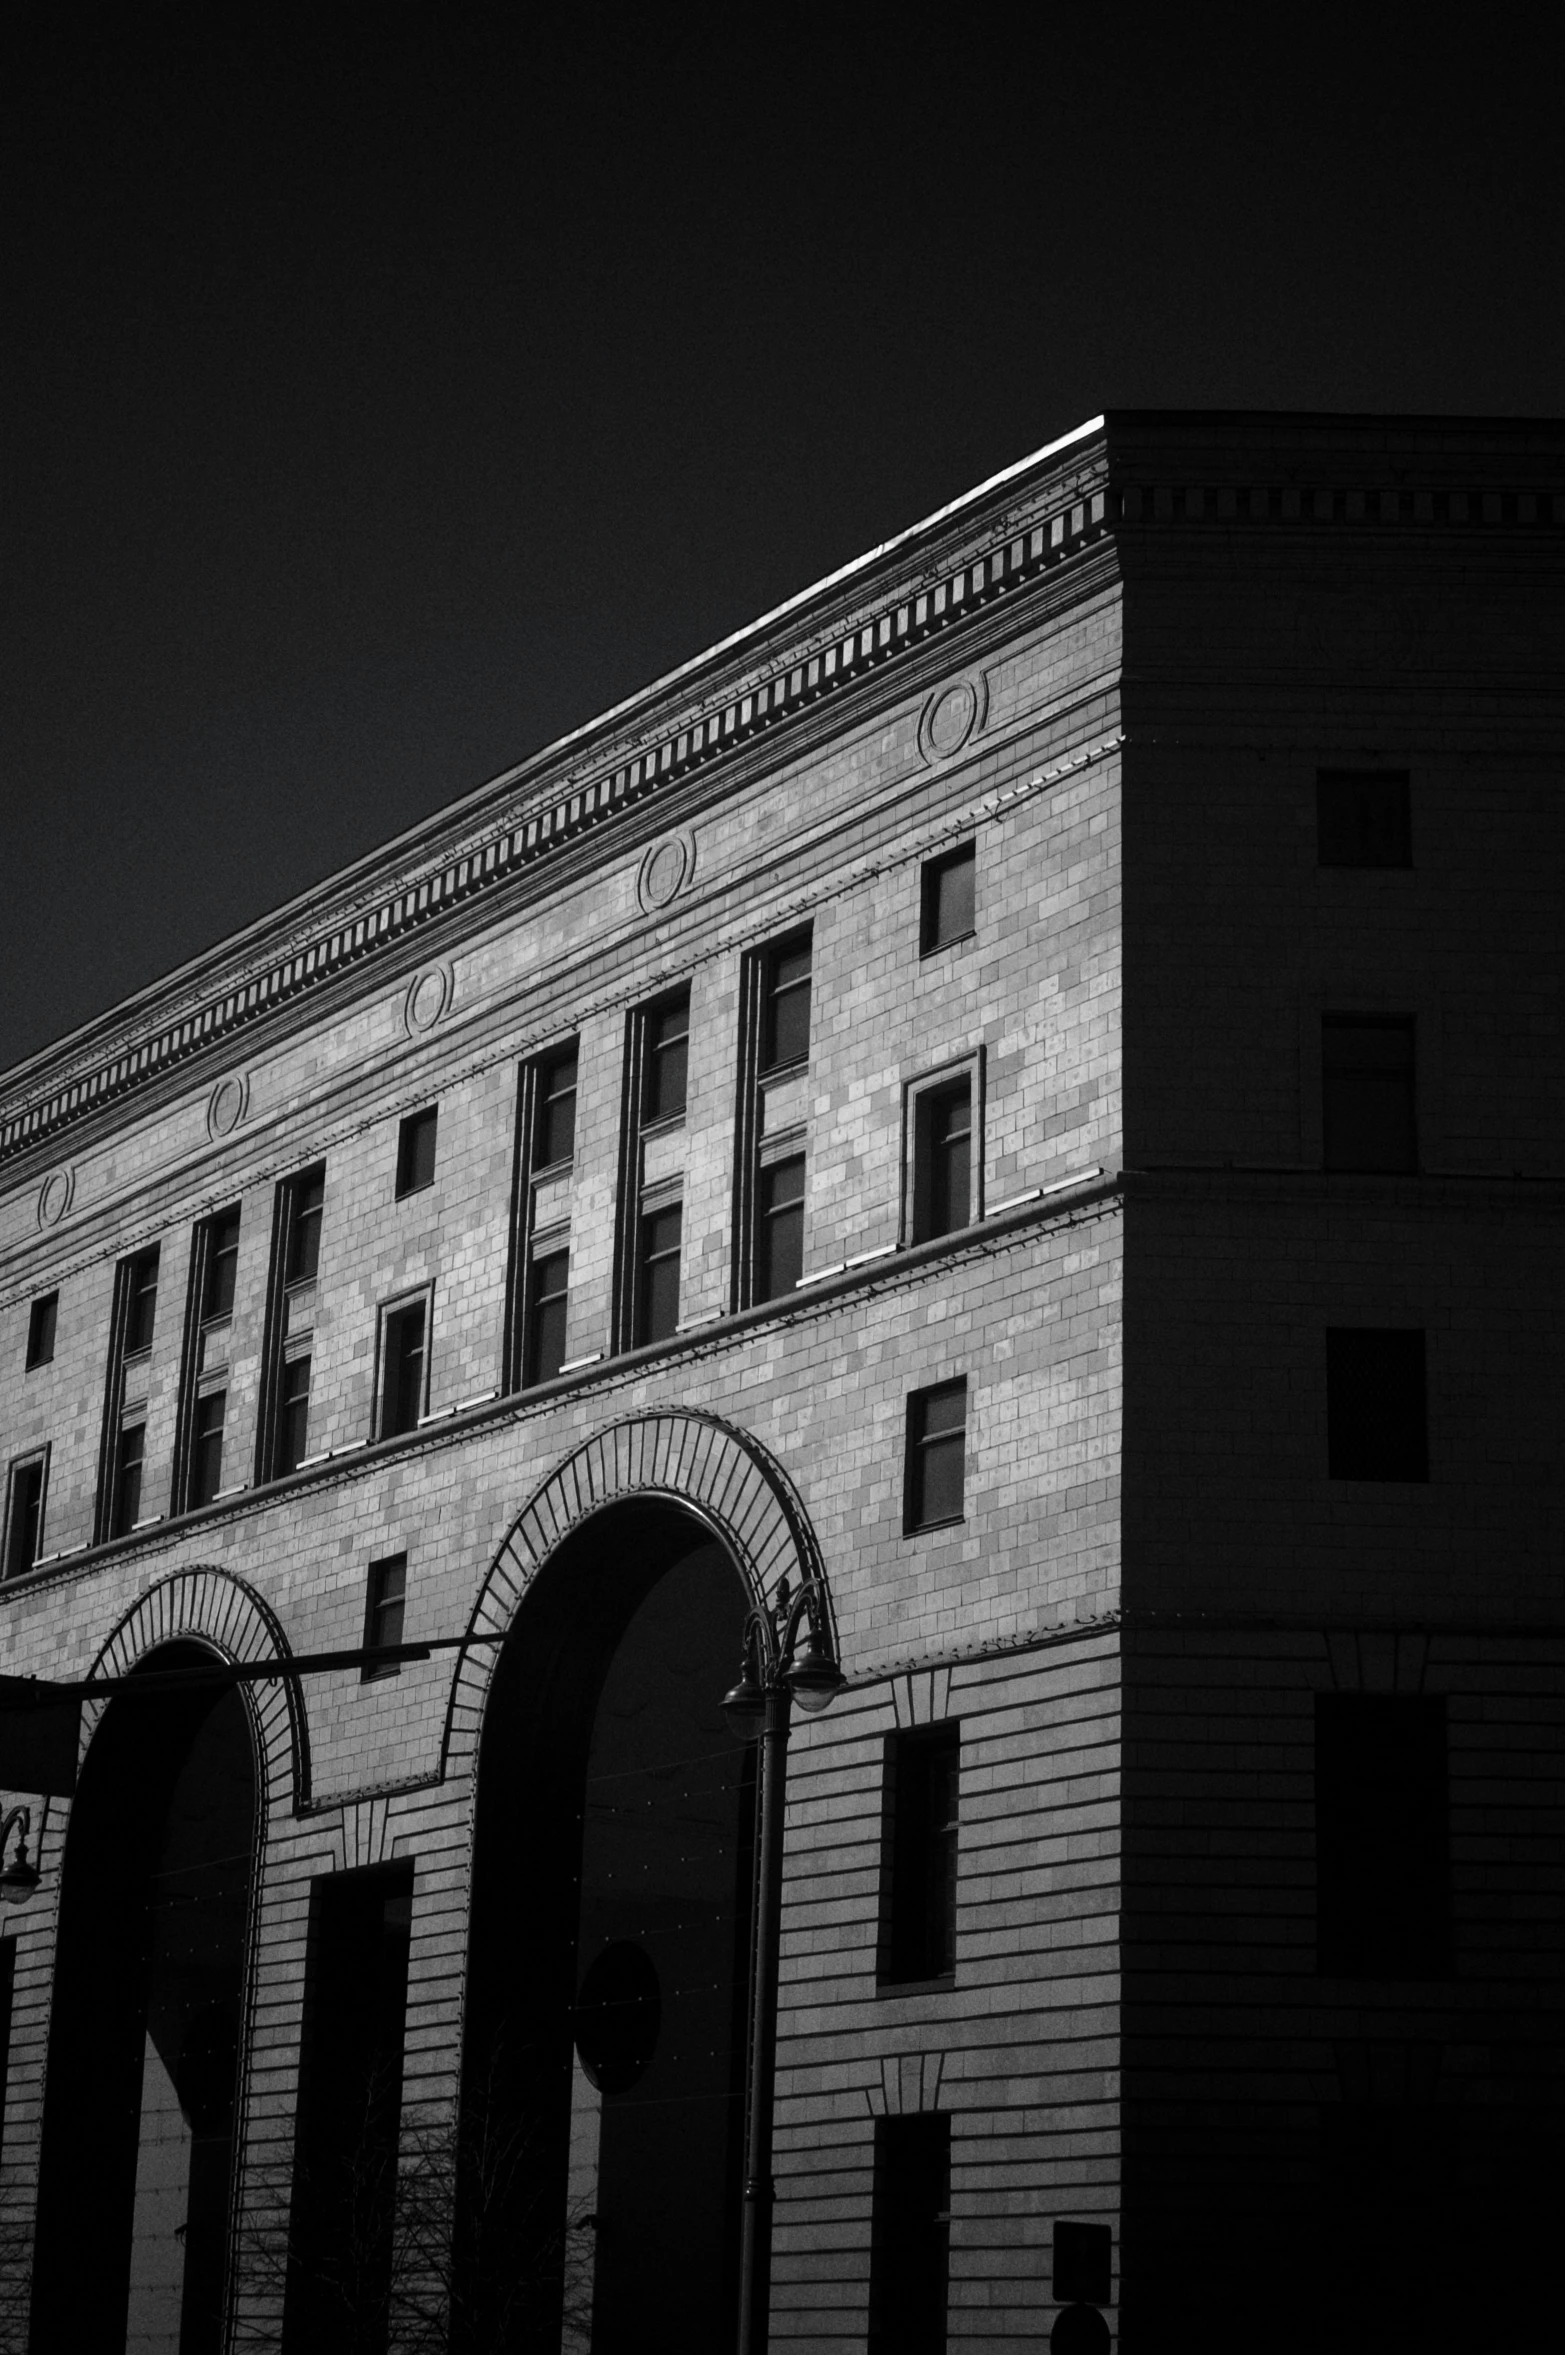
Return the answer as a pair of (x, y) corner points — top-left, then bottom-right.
(637, 832), (695, 914)
(36, 1167), (75, 1229)
(404, 964), (454, 1037)
(919, 674), (987, 763)
(206, 1072), (251, 1140)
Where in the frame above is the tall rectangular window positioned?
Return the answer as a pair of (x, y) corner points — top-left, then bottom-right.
(643, 992), (690, 1125)
(259, 1167), (325, 1484)
(882, 1722), (960, 1984)
(755, 1155), (805, 1302)
(395, 1107), (438, 1199)
(1327, 1328), (1428, 1480)
(4, 1456), (47, 1580)
(202, 1209), (241, 1320)
(284, 1863), (414, 2351)
(124, 1248), (160, 1356)
(176, 1208), (241, 1514)
(26, 1292), (58, 1370)
(762, 933), (812, 1072)
(868, 2114), (951, 2355)
(637, 1204), (682, 1346)
(535, 1045), (578, 1169)
(1322, 1017), (1416, 1171)
(379, 1300), (428, 1439)
(113, 1422), (146, 1538)
(97, 1245), (161, 1542)
(905, 1381), (967, 1532)
(510, 1043), (579, 1392)
(527, 1247), (570, 1385)
(908, 1067), (979, 1244)
(1316, 1694), (1451, 1978)
(190, 1392), (227, 1509)
(362, 1553), (407, 1680)
(920, 842), (976, 954)
(1318, 770), (1412, 868)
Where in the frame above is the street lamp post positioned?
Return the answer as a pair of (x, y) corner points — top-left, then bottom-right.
(722, 1573), (844, 2355)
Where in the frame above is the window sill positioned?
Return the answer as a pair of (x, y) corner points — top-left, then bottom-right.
(905, 1515), (965, 1538)
(877, 1972), (957, 1999)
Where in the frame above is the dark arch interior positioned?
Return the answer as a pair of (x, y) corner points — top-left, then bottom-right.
(31, 1644), (257, 2355)
(461, 1502), (754, 2355)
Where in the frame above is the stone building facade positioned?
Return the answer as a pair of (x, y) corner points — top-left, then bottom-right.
(0, 412), (1561, 2353)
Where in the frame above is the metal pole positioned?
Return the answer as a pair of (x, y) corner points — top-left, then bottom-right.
(737, 1680), (791, 2355)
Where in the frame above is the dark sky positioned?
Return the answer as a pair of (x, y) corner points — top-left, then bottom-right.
(4, 11), (1561, 1080)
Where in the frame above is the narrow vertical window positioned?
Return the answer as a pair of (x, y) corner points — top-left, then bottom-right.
(1326, 1329), (1428, 1480)
(124, 1249), (160, 1355)
(636, 1204), (683, 1345)
(190, 1392), (227, 1509)
(26, 1292), (58, 1369)
(1316, 1695), (1451, 1977)
(644, 993), (690, 1124)
(1322, 1017), (1416, 1171)
(905, 1380), (967, 1531)
(909, 1071), (979, 1244)
(177, 1208), (240, 1514)
(278, 1355), (312, 1475)
(4, 1457), (47, 1580)
(97, 1245), (161, 1542)
(113, 1423), (146, 1538)
(920, 842), (976, 954)
(755, 1155), (806, 1302)
(882, 1722), (960, 1983)
(395, 1107), (438, 1198)
(762, 933), (812, 1072)
(535, 1046), (578, 1168)
(869, 2113), (951, 2355)
(362, 1553), (408, 1680)
(259, 1166), (325, 1484)
(527, 1248), (570, 1385)
(1317, 770), (1412, 868)
(379, 1300), (428, 1438)
(287, 1169), (325, 1285)
(202, 1210), (241, 1319)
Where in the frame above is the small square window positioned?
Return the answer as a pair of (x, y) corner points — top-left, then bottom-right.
(1322, 1017), (1416, 1172)
(1316, 1694), (1451, 1977)
(1326, 1329), (1428, 1481)
(380, 1301), (428, 1438)
(643, 996), (690, 1126)
(190, 1391), (227, 1509)
(762, 935), (812, 1073)
(920, 843), (976, 954)
(4, 1457), (46, 1580)
(113, 1422), (146, 1538)
(278, 1354), (311, 1475)
(755, 1156), (805, 1302)
(202, 1210), (241, 1321)
(1317, 771), (1412, 868)
(362, 1553), (408, 1680)
(396, 1109), (439, 1199)
(286, 1168), (326, 1284)
(527, 1248), (570, 1386)
(535, 1047), (578, 1169)
(636, 1204), (682, 1345)
(26, 1293), (58, 1370)
(912, 1079), (973, 1242)
(881, 1722), (960, 1984)
(905, 1380), (967, 1531)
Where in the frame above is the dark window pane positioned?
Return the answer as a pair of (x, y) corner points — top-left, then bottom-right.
(191, 1392), (226, 1508)
(885, 1724), (960, 1983)
(536, 1050), (578, 1167)
(1316, 1695), (1451, 1977)
(203, 1213), (241, 1320)
(757, 1156), (806, 1300)
(382, 1305), (427, 1437)
(764, 938), (812, 1071)
(1327, 1329), (1428, 1480)
(26, 1293), (58, 1370)
(1318, 771), (1412, 867)
(396, 1109), (438, 1198)
(917, 1082), (972, 1241)
(125, 1252), (159, 1355)
(638, 1205), (682, 1343)
(908, 1381), (966, 1529)
(363, 1554), (408, 1679)
(114, 1424), (145, 1537)
(279, 1356), (311, 1474)
(869, 2115), (950, 2355)
(1053, 2223), (1113, 2307)
(527, 1250), (570, 1385)
(921, 844), (976, 953)
(287, 1171), (325, 1283)
(1322, 1018), (1417, 1171)
(644, 996), (689, 1124)
(5, 1462), (44, 1578)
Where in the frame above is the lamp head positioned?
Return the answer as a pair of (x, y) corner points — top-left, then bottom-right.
(720, 1670), (767, 1743)
(0, 1820), (39, 1905)
(781, 1622), (844, 1714)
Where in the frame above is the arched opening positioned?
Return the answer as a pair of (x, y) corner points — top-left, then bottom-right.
(460, 1501), (755, 2355)
(31, 1643), (258, 2354)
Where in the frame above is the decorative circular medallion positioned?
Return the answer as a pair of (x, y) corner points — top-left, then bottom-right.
(637, 832), (695, 914)
(37, 1168), (75, 1229)
(404, 964), (454, 1037)
(920, 676), (986, 762)
(206, 1073), (250, 1140)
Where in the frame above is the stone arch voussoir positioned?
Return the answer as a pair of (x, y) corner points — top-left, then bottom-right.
(441, 1409), (833, 1782)
(81, 1565), (307, 1819)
